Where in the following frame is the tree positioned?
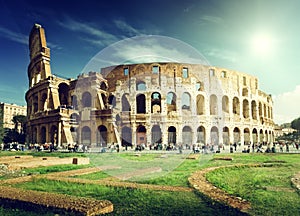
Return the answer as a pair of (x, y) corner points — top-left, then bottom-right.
(12, 115), (27, 133)
(0, 108), (5, 143)
(291, 117), (300, 137)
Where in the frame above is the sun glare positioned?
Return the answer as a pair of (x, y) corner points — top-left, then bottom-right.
(252, 33), (274, 55)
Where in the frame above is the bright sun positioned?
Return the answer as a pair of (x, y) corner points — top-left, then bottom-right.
(252, 33), (274, 55)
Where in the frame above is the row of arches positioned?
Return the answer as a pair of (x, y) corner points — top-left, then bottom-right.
(121, 92), (273, 119)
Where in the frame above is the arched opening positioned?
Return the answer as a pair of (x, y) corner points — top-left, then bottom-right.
(252, 128), (258, 144)
(32, 127), (37, 144)
(223, 127), (229, 145)
(151, 92), (161, 113)
(233, 97), (240, 115)
(81, 126), (91, 146)
(151, 125), (162, 144)
(58, 83), (69, 106)
(82, 92), (92, 108)
(122, 126), (132, 147)
(136, 94), (146, 113)
(263, 104), (267, 117)
(167, 92), (176, 113)
(265, 130), (268, 143)
(33, 96), (38, 113)
(197, 126), (205, 144)
(259, 129), (264, 143)
(233, 127), (240, 144)
(40, 93), (47, 111)
(182, 92), (191, 110)
(100, 82), (107, 91)
(242, 88), (248, 97)
(122, 94), (131, 111)
(210, 95), (218, 115)
(196, 94), (205, 115)
(267, 106), (271, 119)
(136, 81), (146, 91)
(97, 125), (107, 147)
(136, 125), (146, 145)
(251, 101), (257, 120)
(258, 102), (263, 117)
(210, 126), (219, 145)
(222, 96), (229, 113)
(41, 126), (46, 144)
(182, 126), (192, 146)
(168, 126), (176, 145)
(243, 99), (249, 119)
(108, 95), (116, 108)
(244, 128), (250, 145)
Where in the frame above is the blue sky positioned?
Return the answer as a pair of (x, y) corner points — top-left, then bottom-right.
(0, 0), (300, 124)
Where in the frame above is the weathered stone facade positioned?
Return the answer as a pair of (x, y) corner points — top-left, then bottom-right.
(25, 24), (274, 148)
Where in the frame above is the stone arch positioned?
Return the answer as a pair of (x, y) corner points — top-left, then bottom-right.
(233, 127), (240, 144)
(81, 126), (91, 145)
(41, 126), (46, 144)
(168, 126), (176, 145)
(136, 94), (146, 114)
(258, 102), (263, 117)
(263, 104), (267, 117)
(242, 88), (248, 97)
(33, 95), (38, 113)
(122, 126), (132, 147)
(82, 91), (92, 108)
(259, 129), (264, 143)
(222, 95), (229, 113)
(50, 125), (58, 145)
(244, 128), (250, 144)
(58, 83), (69, 106)
(136, 125), (146, 145)
(196, 94), (205, 115)
(151, 125), (162, 144)
(210, 94), (218, 115)
(210, 126), (219, 145)
(251, 100), (257, 120)
(97, 125), (107, 147)
(233, 97), (240, 115)
(182, 126), (192, 146)
(223, 127), (230, 145)
(108, 94), (116, 108)
(151, 92), (161, 113)
(122, 94), (131, 111)
(167, 92), (176, 113)
(243, 99), (249, 118)
(197, 126), (206, 144)
(182, 92), (191, 110)
(40, 93), (47, 111)
(265, 130), (268, 143)
(252, 128), (258, 144)
(32, 127), (38, 144)
(100, 82), (108, 91)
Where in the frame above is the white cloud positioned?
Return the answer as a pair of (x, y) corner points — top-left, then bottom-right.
(0, 27), (28, 45)
(58, 17), (118, 45)
(204, 47), (237, 63)
(114, 20), (141, 36)
(273, 85), (300, 124)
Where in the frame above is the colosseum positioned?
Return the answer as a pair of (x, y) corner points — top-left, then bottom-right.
(25, 24), (274, 150)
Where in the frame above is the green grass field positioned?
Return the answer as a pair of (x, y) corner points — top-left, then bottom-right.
(0, 151), (299, 215)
